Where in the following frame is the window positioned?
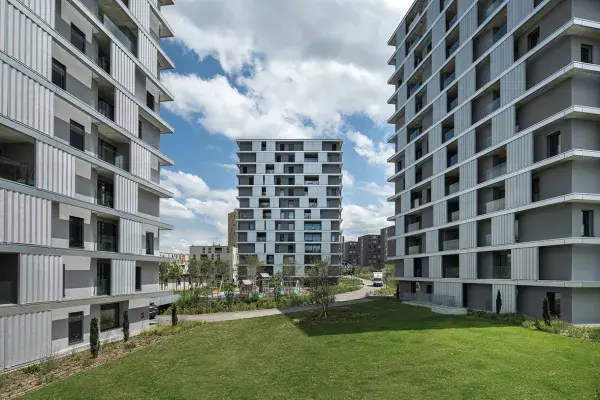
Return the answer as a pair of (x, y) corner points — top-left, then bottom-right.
(266, 255), (274, 264)
(135, 266), (142, 291)
(146, 91), (155, 111)
(70, 120), (85, 151)
(146, 232), (154, 255)
(582, 210), (594, 237)
(98, 221), (117, 252)
(70, 24), (86, 53)
(52, 59), (66, 90)
(63, 264), (66, 298)
(100, 303), (119, 331)
(532, 177), (540, 202)
(581, 45), (593, 63)
(138, 120), (142, 139)
(68, 312), (84, 345)
(425, 284), (433, 294)
(547, 292), (561, 317)
(69, 217), (84, 248)
(96, 260), (111, 295)
(527, 28), (539, 50)
(546, 132), (561, 157)
(261, 141), (267, 151)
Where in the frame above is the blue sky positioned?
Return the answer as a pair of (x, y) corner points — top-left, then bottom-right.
(157, 0), (409, 253)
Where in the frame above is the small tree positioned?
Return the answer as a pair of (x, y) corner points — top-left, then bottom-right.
(307, 259), (335, 319)
(171, 305), (178, 326)
(383, 264), (394, 287)
(167, 262), (183, 289)
(214, 259), (230, 285)
(90, 317), (100, 358)
(187, 258), (201, 288)
(122, 309), (130, 343)
(244, 255), (263, 290)
(271, 270), (284, 300)
(159, 262), (170, 289)
(542, 297), (551, 325)
(495, 290), (502, 315)
(199, 257), (213, 287)
(281, 258), (296, 292)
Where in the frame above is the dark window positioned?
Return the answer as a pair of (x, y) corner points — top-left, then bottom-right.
(97, 178), (114, 208)
(70, 24), (86, 53)
(266, 255), (274, 264)
(96, 260), (111, 295)
(135, 266), (142, 291)
(546, 132), (561, 157)
(532, 177), (540, 201)
(527, 28), (539, 50)
(97, 221), (117, 252)
(69, 216), (84, 248)
(63, 264), (66, 298)
(425, 284), (433, 294)
(332, 143), (337, 151)
(68, 312), (84, 345)
(261, 141), (267, 151)
(582, 210), (594, 237)
(138, 120), (142, 139)
(52, 59), (66, 90)
(146, 91), (155, 111)
(581, 45), (593, 63)
(547, 292), (561, 317)
(69, 120), (85, 151)
(146, 232), (154, 254)
(100, 303), (119, 331)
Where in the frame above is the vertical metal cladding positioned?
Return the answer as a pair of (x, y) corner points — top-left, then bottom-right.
(492, 284), (516, 313)
(458, 69), (476, 103)
(506, 171), (531, 209)
(0, 311), (52, 370)
(405, 97), (415, 123)
(459, 4), (478, 42)
(429, 255), (442, 278)
(508, 0), (534, 31)
(404, 52), (415, 83)
(431, 38), (446, 71)
(501, 62), (526, 106)
(431, 175), (445, 201)
(459, 221), (476, 249)
(397, 127), (407, 149)
(491, 37), (514, 80)
(111, 259), (136, 296)
(130, 141), (151, 181)
(129, 0), (150, 30)
(429, 124), (442, 150)
(459, 252), (477, 278)
(491, 213), (515, 246)
(512, 247), (539, 280)
(401, 192), (411, 213)
(398, 83), (408, 107)
(491, 106), (516, 145)
(4, 190), (51, 245)
(433, 95), (447, 122)
(395, 215), (404, 235)
(431, 15), (446, 45)
(396, 42), (406, 68)
(115, 174), (138, 214)
(426, 0), (440, 30)
(434, 282), (463, 306)
(507, 132), (533, 173)
(426, 230), (439, 253)
(433, 201), (447, 226)
(427, 73), (440, 103)
(36, 142), (75, 196)
(3, 1), (52, 78)
(111, 43), (136, 93)
(137, 32), (158, 77)
(119, 219), (142, 254)
(15, 0), (55, 28)
(459, 191), (477, 219)
(405, 165), (415, 188)
(454, 103), (472, 134)
(396, 234), (405, 257)
(405, 142), (415, 166)
(459, 159), (477, 190)
(18, 254), (62, 303)
(0, 61), (54, 135)
(404, 257), (414, 278)
(455, 40), (473, 76)
(458, 129), (475, 162)
(115, 89), (139, 135)
(433, 146), (447, 174)
(457, 0), (476, 16)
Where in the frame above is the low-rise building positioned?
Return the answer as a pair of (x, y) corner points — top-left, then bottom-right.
(189, 245), (238, 284)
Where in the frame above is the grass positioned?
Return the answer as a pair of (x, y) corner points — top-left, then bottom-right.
(24, 301), (600, 399)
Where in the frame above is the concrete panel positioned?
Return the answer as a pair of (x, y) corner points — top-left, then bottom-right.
(37, 142), (75, 196)
(454, 103), (472, 135)
(507, 0), (534, 31)
(501, 62), (525, 106)
(434, 281), (463, 306)
(491, 37), (514, 79)
(429, 255), (442, 278)
(0, 311), (52, 370)
(426, 230), (439, 253)
(491, 107), (516, 146)
(4, 190), (51, 246)
(433, 146), (447, 174)
(433, 200), (447, 226)
(459, 159), (477, 190)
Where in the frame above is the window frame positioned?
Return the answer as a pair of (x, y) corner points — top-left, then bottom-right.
(100, 303), (120, 332)
(582, 210), (594, 237)
(68, 312), (84, 345)
(69, 120), (85, 151)
(70, 23), (86, 53)
(146, 232), (154, 255)
(52, 58), (67, 90)
(69, 216), (84, 248)
(581, 44), (593, 63)
(527, 27), (540, 50)
(135, 266), (142, 291)
(546, 131), (561, 157)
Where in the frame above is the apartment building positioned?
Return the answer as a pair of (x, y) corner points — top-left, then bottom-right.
(387, 0), (600, 324)
(342, 240), (358, 265)
(228, 209), (238, 248)
(236, 139), (343, 277)
(358, 234), (383, 269)
(380, 226), (396, 263)
(189, 245), (238, 284)
(0, 0), (176, 370)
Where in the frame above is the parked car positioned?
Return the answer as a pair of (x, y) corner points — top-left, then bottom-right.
(149, 303), (158, 319)
(373, 277), (384, 287)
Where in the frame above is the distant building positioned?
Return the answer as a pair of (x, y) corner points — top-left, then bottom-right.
(342, 241), (359, 265)
(228, 210), (238, 248)
(161, 253), (189, 268)
(189, 245), (239, 283)
(358, 234), (382, 269)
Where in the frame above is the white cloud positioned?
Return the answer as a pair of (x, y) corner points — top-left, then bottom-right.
(161, 169), (235, 201)
(356, 181), (394, 197)
(160, 198), (196, 220)
(185, 198), (237, 234)
(341, 200), (394, 238)
(218, 163), (239, 171)
(160, 228), (227, 253)
(342, 170), (355, 187)
(346, 131), (395, 166)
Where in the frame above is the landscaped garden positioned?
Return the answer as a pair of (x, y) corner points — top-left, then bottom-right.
(16, 300), (600, 399)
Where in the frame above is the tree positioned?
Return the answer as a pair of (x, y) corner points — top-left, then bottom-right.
(281, 258), (296, 292)
(122, 309), (130, 343)
(187, 258), (201, 287)
(213, 259), (230, 284)
(244, 255), (263, 287)
(542, 297), (551, 326)
(90, 317), (100, 358)
(171, 305), (178, 326)
(167, 262), (183, 288)
(383, 264), (394, 287)
(495, 290), (502, 315)
(306, 259), (335, 319)
(159, 262), (170, 289)
(199, 257), (213, 287)
(271, 270), (284, 300)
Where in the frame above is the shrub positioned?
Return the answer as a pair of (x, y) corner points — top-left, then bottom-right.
(495, 290), (502, 315)
(90, 317), (100, 358)
(542, 297), (551, 326)
(172, 305), (178, 326)
(23, 364), (41, 374)
(122, 309), (130, 343)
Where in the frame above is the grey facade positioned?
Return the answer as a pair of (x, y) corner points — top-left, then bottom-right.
(342, 240), (358, 265)
(235, 139), (343, 277)
(358, 234), (382, 269)
(380, 225), (396, 263)
(387, 0), (600, 323)
(0, 0), (176, 370)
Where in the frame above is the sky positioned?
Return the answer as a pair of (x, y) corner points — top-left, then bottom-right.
(157, 0), (411, 253)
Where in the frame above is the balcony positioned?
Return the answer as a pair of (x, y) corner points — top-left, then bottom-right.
(484, 0), (502, 20)
(485, 198), (505, 213)
(408, 35), (422, 54)
(447, 97), (458, 111)
(483, 162), (506, 181)
(409, 128), (422, 141)
(408, 245), (422, 255)
(447, 182), (460, 195)
(94, 278), (110, 296)
(98, 140), (125, 169)
(305, 246), (322, 254)
(96, 98), (114, 121)
(96, 54), (110, 73)
(447, 154), (458, 167)
(487, 25), (508, 50)
(99, 13), (136, 55)
(408, 13), (421, 33)
(442, 239), (459, 251)
(408, 222), (421, 232)
(447, 41), (459, 57)
(447, 14), (458, 30)
(443, 72), (456, 89)
(448, 210), (460, 222)
(98, 235), (117, 252)
(96, 183), (114, 208)
(443, 129), (454, 142)
(412, 198), (421, 208)
(0, 156), (35, 186)
(408, 82), (422, 97)
(492, 264), (511, 279)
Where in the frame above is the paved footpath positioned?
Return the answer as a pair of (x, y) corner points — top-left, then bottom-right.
(156, 278), (375, 325)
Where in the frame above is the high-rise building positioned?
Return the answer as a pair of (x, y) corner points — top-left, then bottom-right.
(380, 226), (396, 264)
(357, 234), (382, 269)
(342, 240), (358, 265)
(189, 245), (238, 284)
(387, 0), (600, 323)
(0, 0), (176, 370)
(236, 139), (343, 277)
(228, 210), (238, 248)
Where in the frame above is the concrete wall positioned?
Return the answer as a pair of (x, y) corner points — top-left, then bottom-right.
(465, 283), (492, 311)
(517, 286), (572, 321)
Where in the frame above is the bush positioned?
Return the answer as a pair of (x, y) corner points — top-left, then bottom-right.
(90, 317), (100, 358)
(496, 290), (502, 315)
(466, 309), (526, 325)
(542, 297), (551, 326)
(122, 309), (130, 343)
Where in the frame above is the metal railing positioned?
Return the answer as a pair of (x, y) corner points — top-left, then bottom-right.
(442, 239), (459, 251)
(402, 292), (457, 307)
(0, 156), (35, 186)
(447, 41), (459, 57)
(305, 225), (321, 231)
(485, 198), (506, 213)
(487, 24), (508, 50)
(95, 98), (115, 121)
(98, 235), (117, 252)
(449, 210), (460, 222)
(443, 129), (455, 142)
(408, 222), (421, 232)
(408, 245), (422, 255)
(98, 141), (124, 169)
(443, 72), (456, 88)
(408, 12), (421, 33)
(447, 182), (460, 195)
(100, 13), (136, 55)
(448, 154), (458, 167)
(484, 0), (502, 19)
(483, 162), (506, 181)
(96, 55), (110, 73)
(94, 278), (110, 296)
(484, 233), (492, 246)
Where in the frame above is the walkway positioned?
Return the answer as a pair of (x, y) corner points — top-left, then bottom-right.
(156, 278), (374, 325)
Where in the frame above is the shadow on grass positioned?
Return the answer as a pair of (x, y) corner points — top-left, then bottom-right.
(284, 300), (519, 337)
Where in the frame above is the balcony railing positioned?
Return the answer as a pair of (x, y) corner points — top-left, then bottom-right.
(408, 222), (421, 232)
(492, 265), (512, 279)
(412, 198), (421, 208)
(94, 278), (110, 296)
(487, 97), (501, 114)
(305, 181), (319, 185)
(408, 245), (422, 255)
(447, 182), (460, 195)
(448, 154), (458, 167)
(408, 12), (421, 33)
(443, 129), (455, 142)
(443, 72), (456, 89)
(448, 97), (458, 111)
(305, 247), (322, 254)
(98, 141), (125, 169)
(484, 233), (492, 246)
(0, 156), (35, 186)
(408, 82), (422, 96)
(484, 0), (502, 20)
(484, 162), (507, 181)
(449, 210), (460, 222)
(98, 235), (117, 252)
(485, 197), (506, 213)
(305, 225), (321, 231)
(487, 24), (508, 50)
(442, 239), (459, 251)
(409, 128), (422, 141)
(100, 13), (136, 55)
(447, 41), (459, 57)
(96, 98), (115, 121)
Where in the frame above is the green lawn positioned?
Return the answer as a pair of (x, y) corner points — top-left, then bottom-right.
(25, 301), (600, 399)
